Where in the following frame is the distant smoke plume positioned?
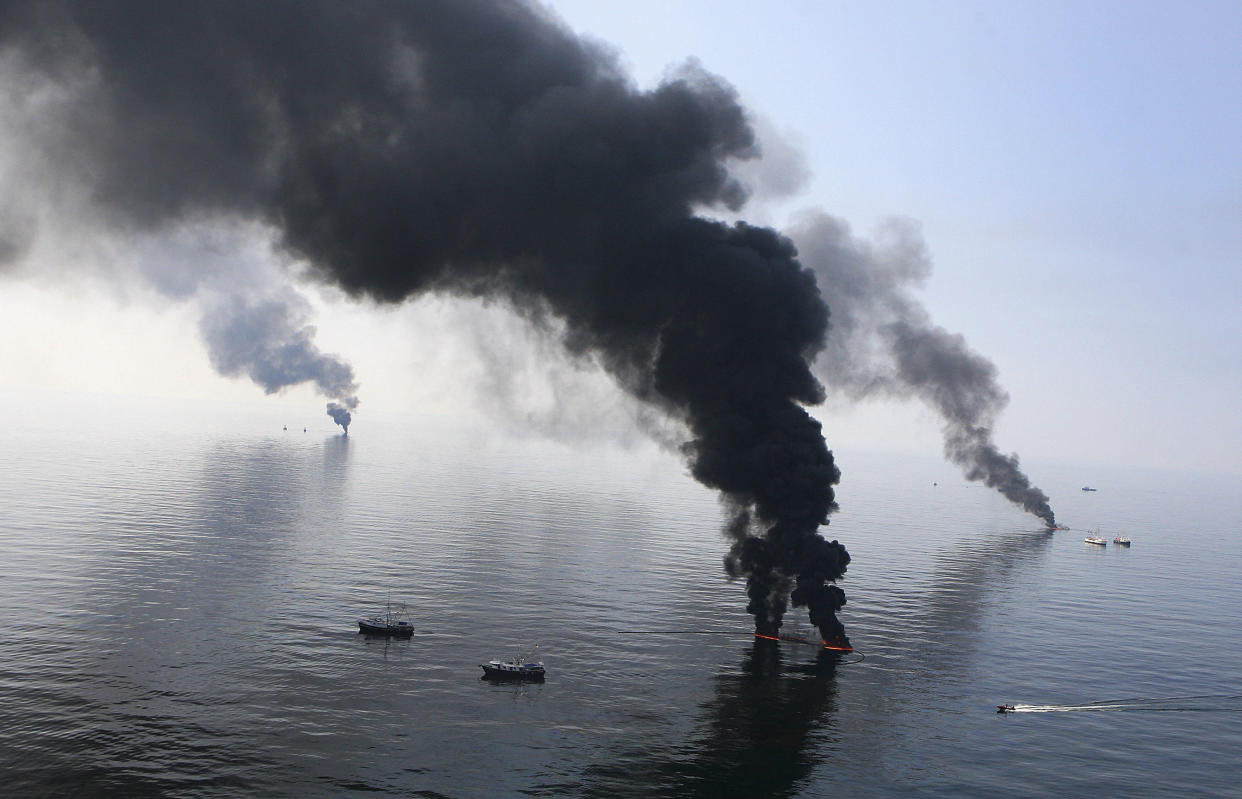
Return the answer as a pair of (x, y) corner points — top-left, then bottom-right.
(199, 289), (360, 431)
(326, 400), (355, 435)
(792, 212), (1056, 527)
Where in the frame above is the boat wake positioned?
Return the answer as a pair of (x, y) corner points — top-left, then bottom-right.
(1002, 695), (1242, 714)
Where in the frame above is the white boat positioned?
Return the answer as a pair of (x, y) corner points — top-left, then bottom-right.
(1084, 535), (1107, 546)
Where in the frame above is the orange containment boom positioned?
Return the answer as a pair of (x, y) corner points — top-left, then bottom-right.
(753, 631), (855, 653)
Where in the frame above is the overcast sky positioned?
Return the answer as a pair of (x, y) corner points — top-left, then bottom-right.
(1, 0), (1238, 478)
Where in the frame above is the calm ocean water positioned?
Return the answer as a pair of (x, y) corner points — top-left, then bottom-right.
(3, 394), (1241, 797)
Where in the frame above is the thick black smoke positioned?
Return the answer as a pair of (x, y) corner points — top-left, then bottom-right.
(0, 1), (849, 640)
(792, 212), (1056, 527)
(326, 400), (354, 435)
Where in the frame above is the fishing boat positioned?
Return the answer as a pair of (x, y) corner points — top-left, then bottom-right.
(480, 648), (545, 681)
(1112, 535), (1132, 547)
(1084, 534), (1107, 546)
(358, 599), (414, 637)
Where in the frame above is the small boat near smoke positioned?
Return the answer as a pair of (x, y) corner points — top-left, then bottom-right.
(480, 648), (545, 681)
(358, 599), (414, 637)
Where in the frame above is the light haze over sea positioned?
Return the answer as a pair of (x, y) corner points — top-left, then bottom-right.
(3, 394), (1240, 797)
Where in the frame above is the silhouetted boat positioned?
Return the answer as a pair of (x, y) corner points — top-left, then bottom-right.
(1081, 486), (1097, 492)
(997, 704), (1016, 713)
(358, 599), (413, 637)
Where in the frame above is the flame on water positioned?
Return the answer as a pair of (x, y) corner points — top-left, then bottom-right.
(755, 631), (853, 652)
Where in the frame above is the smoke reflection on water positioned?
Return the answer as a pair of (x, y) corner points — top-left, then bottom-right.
(583, 642), (841, 798)
(574, 520), (1057, 798)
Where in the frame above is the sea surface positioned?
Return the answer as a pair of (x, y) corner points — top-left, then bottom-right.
(3, 394), (1241, 798)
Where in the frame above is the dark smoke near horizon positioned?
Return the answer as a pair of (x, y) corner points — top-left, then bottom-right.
(792, 212), (1056, 527)
(326, 401), (355, 435)
(200, 289), (361, 432)
(0, 0), (850, 642)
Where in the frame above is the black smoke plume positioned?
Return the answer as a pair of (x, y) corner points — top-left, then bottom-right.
(792, 212), (1056, 527)
(326, 400), (354, 435)
(0, 1), (849, 641)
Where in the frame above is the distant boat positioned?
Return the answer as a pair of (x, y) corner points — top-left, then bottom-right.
(1081, 486), (1097, 492)
(358, 599), (414, 637)
(481, 648), (545, 681)
(1085, 531), (1107, 546)
(1112, 535), (1132, 547)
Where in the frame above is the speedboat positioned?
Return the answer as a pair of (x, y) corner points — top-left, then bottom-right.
(997, 704), (1016, 713)
(480, 654), (546, 681)
(358, 600), (414, 637)
(1084, 535), (1107, 546)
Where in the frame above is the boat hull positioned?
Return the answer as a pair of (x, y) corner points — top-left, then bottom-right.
(480, 664), (545, 681)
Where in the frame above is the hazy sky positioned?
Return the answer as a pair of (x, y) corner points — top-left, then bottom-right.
(1, 0), (1238, 478)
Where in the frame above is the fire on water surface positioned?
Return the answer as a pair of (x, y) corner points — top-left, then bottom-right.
(754, 632), (854, 652)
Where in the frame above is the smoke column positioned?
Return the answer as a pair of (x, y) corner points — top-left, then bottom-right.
(0, 1), (851, 641)
(326, 401), (355, 435)
(792, 212), (1056, 527)
(199, 288), (360, 432)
